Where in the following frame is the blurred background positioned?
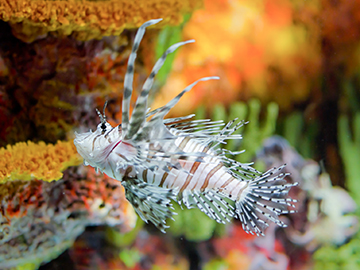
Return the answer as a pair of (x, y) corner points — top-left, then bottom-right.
(0, 0), (360, 269)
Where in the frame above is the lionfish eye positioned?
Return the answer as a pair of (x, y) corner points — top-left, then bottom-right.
(96, 101), (109, 133)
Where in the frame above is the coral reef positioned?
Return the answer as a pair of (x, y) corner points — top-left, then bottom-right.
(1, 0), (359, 268)
(0, 7), (200, 268)
(0, 140), (81, 183)
(0, 0), (203, 42)
(0, 166), (136, 269)
(0, 20), (155, 147)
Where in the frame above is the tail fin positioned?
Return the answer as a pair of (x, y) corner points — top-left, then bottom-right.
(235, 165), (298, 236)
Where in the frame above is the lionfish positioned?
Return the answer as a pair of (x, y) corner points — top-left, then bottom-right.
(74, 19), (297, 236)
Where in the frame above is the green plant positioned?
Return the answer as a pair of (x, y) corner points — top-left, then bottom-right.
(338, 113), (360, 205)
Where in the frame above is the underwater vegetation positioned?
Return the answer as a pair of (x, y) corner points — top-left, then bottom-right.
(311, 111), (360, 270)
(338, 113), (360, 205)
(205, 100), (279, 164)
(313, 231), (360, 270)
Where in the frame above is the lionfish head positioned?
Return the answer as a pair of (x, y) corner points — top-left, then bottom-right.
(74, 102), (118, 169)
(74, 122), (110, 165)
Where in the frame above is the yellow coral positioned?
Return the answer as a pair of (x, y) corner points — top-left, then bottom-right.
(0, 140), (82, 183)
(0, 0), (203, 42)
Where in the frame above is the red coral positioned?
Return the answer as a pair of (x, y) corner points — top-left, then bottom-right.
(0, 166), (135, 268)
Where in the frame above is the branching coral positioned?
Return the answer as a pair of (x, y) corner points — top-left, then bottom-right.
(0, 140), (81, 183)
(0, 0), (203, 42)
(0, 166), (136, 269)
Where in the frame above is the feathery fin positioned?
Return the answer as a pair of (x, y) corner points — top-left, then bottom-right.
(127, 40), (195, 139)
(181, 189), (235, 224)
(74, 18), (298, 237)
(122, 18), (162, 136)
(135, 77), (220, 141)
(234, 165), (297, 236)
(122, 177), (177, 233)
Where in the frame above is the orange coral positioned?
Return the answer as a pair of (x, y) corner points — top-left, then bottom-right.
(0, 0), (203, 42)
(0, 140), (81, 183)
(152, 0), (321, 115)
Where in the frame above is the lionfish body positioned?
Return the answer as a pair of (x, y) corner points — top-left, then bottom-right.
(74, 19), (297, 236)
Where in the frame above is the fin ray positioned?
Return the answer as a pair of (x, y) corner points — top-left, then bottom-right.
(234, 166), (297, 235)
(122, 18), (162, 137)
(122, 177), (177, 233)
(127, 40), (195, 139)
